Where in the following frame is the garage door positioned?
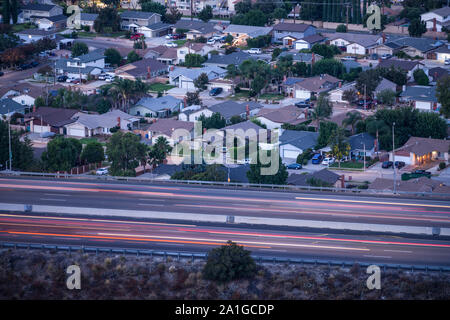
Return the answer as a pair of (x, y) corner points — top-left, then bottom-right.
(68, 127), (85, 137)
(181, 80), (195, 90)
(295, 90), (310, 100)
(283, 149), (300, 159)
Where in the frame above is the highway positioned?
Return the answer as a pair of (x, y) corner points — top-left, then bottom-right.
(0, 176), (449, 267)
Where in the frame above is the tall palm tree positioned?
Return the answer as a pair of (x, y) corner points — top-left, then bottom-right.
(343, 111), (363, 135)
(109, 78), (135, 112)
(312, 93), (332, 131)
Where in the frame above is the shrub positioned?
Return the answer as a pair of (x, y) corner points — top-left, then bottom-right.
(439, 162), (446, 170)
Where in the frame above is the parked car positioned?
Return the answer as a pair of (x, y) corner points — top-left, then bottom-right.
(165, 34), (173, 40)
(30, 61), (39, 67)
(98, 74), (106, 80)
(311, 154), (323, 164)
(382, 161), (393, 168)
(411, 169), (431, 176)
(105, 75), (115, 82)
(206, 38), (216, 45)
(209, 87), (223, 96)
(96, 168), (108, 175)
(381, 54), (392, 60)
(341, 56), (356, 61)
(66, 77), (75, 83)
(246, 48), (262, 54)
(0, 71), (3, 77)
(287, 163), (302, 170)
(394, 161), (405, 169)
(357, 99), (375, 108)
(57, 75), (68, 82)
(322, 157), (335, 166)
(295, 100), (310, 108)
(445, 59), (450, 65)
(165, 42), (177, 48)
(71, 79), (81, 84)
(17, 64), (31, 71)
(130, 33), (144, 40)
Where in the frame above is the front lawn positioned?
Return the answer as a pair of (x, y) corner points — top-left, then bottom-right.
(330, 161), (365, 169)
(79, 137), (106, 146)
(148, 83), (175, 92)
(173, 39), (187, 46)
(76, 32), (97, 38)
(231, 91), (251, 100)
(12, 23), (37, 32)
(259, 93), (284, 101)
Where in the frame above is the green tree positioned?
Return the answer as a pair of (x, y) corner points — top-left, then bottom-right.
(104, 48), (122, 66)
(140, 0), (166, 16)
(81, 141), (104, 164)
(311, 93), (333, 131)
(356, 68), (382, 98)
(127, 50), (141, 63)
(376, 89), (396, 106)
(246, 150), (288, 185)
(163, 6), (182, 24)
(343, 111), (363, 135)
(106, 132), (147, 176)
(342, 88), (358, 104)
(379, 67), (407, 87)
(413, 69), (429, 85)
(436, 75), (450, 118)
(94, 7), (121, 33)
(336, 24), (347, 32)
(198, 5), (213, 22)
(231, 9), (268, 26)
(272, 48), (282, 60)
(202, 240), (257, 282)
(71, 42), (88, 57)
(148, 136), (172, 167)
(230, 115), (245, 124)
(0, 120), (33, 170)
(194, 73), (209, 91)
(186, 91), (201, 106)
(317, 121), (338, 148)
(311, 43), (340, 59)
(250, 75), (266, 96)
(41, 137), (82, 172)
(184, 53), (205, 67)
(329, 127), (350, 168)
(199, 112), (226, 130)
(311, 59), (345, 78)
(408, 19), (427, 37)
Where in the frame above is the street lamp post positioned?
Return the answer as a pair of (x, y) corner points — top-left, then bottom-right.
(392, 122), (396, 194)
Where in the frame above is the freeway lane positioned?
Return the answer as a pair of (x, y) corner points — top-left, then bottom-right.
(1, 213), (450, 266)
(0, 177), (450, 227)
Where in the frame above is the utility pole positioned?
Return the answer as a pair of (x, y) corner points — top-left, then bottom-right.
(53, 60), (56, 86)
(363, 143), (366, 172)
(8, 110), (12, 171)
(364, 84), (366, 110)
(392, 121), (396, 194)
(190, 0), (193, 21)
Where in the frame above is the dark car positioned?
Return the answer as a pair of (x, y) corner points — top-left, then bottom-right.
(382, 161), (393, 168)
(30, 61), (39, 67)
(209, 87), (223, 96)
(287, 163), (302, 170)
(357, 99), (374, 108)
(17, 64), (30, 71)
(394, 161), (405, 169)
(0, 71), (4, 77)
(295, 100), (310, 108)
(57, 75), (68, 82)
(412, 169), (431, 176)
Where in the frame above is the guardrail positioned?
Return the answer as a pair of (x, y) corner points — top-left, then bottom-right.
(2, 241), (450, 273)
(2, 170), (450, 199)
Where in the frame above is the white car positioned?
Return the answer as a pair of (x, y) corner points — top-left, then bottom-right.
(165, 42), (177, 48)
(105, 76), (115, 82)
(96, 168), (108, 175)
(165, 34), (173, 39)
(341, 56), (356, 61)
(445, 59), (450, 65)
(206, 38), (216, 45)
(322, 157), (335, 166)
(246, 48), (262, 54)
(66, 77), (75, 83)
(98, 74), (106, 80)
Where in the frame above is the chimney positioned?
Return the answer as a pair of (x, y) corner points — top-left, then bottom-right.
(246, 104), (250, 120)
(283, 75), (287, 82)
(33, 105), (36, 113)
(117, 117), (121, 128)
(434, 72), (438, 81)
(203, 127), (207, 134)
(338, 81), (342, 88)
(303, 108), (308, 119)
(433, 18), (437, 32)
(147, 66), (151, 79)
(170, 65), (175, 71)
(382, 33), (386, 44)
(183, 97), (187, 109)
(311, 52), (315, 65)
(341, 175), (345, 188)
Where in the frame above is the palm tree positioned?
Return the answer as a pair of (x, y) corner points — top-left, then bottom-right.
(343, 111), (363, 135)
(148, 136), (173, 168)
(312, 93), (332, 131)
(109, 78), (135, 112)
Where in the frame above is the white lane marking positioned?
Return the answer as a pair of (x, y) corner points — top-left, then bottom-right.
(363, 255), (392, 259)
(40, 198), (66, 202)
(383, 249), (412, 254)
(138, 198), (165, 202)
(44, 193), (70, 197)
(258, 249), (287, 252)
(138, 203), (164, 206)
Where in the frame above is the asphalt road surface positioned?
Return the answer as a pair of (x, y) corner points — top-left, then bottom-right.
(0, 177), (449, 267)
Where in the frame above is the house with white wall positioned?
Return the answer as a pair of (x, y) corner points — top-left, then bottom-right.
(420, 6), (450, 32)
(55, 49), (105, 80)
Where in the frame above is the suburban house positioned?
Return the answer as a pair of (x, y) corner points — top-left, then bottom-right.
(272, 23), (316, 46)
(325, 32), (382, 55)
(420, 6), (450, 32)
(256, 105), (308, 130)
(279, 130), (319, 163)
(374, 78), (397, 96)
(130, 95), (183, 117)
(15, 29), (58, 44)
(204, 51), (255, 69)
(0, 83), (53, 107)
(138, 22), (172, 38)
(119, 10), (162, 33)
(429, 45), (450, 63)
(220, 120), (263, 146)
(0, 98), (28, 118)
(293, 74), (341, 100)
(294, 34), (325, 50)
(157, 48), (178, 65)
(347, 132), (376, 159)
(206, 78), (238, 93)
(55, 49), (105, 80)
(114, 58), (168, 81)
(280, 77), (305, 97)
(377, 59), (425, 79)
(223, 24), (273, 46)
(21, 3), (66, 29)
(65, 110), (140, 137)
(399, 86), (440, 112)
(173, 20), (217, 40)
(288, 169), (342, 188)
(277, 52), (322, 65)
(134, 118), (194, 146)
(144, 45), (170, 59)
(310, 110), (365, 131)
(77, 13), (99, 32)
(429, 67), (450, 82)
(178, 106), (213, 122)
(376, 37), (445, 58)
(208, 100), (262, 124)
(24, 107), (78, 134)
(390, 136), (450, 166)
(168, 66), (227, 90)
(176, 43), (215, 64)
(328, 82), (356, 104)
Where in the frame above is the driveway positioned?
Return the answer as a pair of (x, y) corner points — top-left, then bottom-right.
(0, 62), (51, 88)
